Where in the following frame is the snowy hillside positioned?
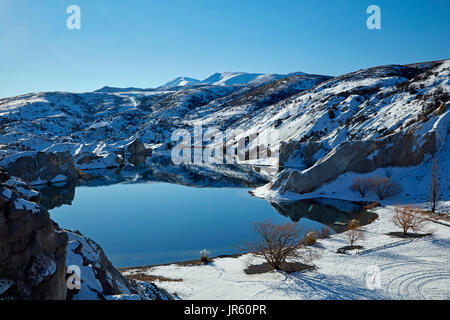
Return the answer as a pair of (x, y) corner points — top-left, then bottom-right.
(0, 70), (329, 184)
(0, 60), (448, 192)
(158, 77), (201, 89)
(199, 72), (305, 86)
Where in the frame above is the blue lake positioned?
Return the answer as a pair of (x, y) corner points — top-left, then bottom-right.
(49, 182), (294, 267)
(46, 174), (372, 268)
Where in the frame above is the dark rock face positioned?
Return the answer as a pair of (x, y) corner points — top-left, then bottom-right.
(5, 151), (79, 185)
(272, 130), (438, 194)
(0, 168), (68, 300)
(126, 139), (149, 156)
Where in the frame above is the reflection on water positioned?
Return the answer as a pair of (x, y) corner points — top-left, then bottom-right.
(271, 198), (378, 233)
(40, 156), (377, 267)
(38, 154), (269, 210)
(35, 180), (77, 210)
(48, 183), (292, 267)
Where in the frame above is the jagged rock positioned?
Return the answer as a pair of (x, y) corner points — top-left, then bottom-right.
(0, 168), (68, 300)
(5, 151), (79, 185)
(126, 139), (150, 156)
(65, 229), (172, 300)
(125, 139), (152, 167)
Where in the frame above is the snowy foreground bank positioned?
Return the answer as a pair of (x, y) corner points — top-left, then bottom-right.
(122, 205), (450, 300)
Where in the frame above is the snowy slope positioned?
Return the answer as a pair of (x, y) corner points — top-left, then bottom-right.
(158, 77), (201, 89)
(0, 70), (328, 180)
(227, 61), (449, 151)
(200, 71), (306, 86)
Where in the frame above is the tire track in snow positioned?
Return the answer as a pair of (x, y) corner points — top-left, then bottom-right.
(381, 261), (450, 299)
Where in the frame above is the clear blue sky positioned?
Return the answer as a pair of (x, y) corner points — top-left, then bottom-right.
(0, 0), (449, 98)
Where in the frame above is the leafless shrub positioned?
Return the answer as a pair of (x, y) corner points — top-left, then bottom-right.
(430, 158), (440, 214)
(302, 231), (318, 246)
(350, 177), (371, 198)
(369, 176), (402, 200)
(345, 219), (365, 247)
(240, 220), (319, 270)
(392, 205), (426, 235)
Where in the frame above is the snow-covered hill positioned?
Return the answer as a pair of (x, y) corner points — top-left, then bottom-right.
(0, 60), (448, 195)
(0, 70), (329, 183)
(158, 77), (201, 89)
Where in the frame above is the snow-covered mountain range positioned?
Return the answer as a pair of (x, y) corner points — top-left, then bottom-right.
(0, 61), (448, 196)
(96, 71), (308, 92)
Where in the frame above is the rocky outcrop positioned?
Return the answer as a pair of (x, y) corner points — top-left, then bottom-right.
(0, 169), (171, 300)
(65, 229), (172, 300)
(271, 124), (441, 194)
(0, 168), (68, 300)
(5, 151), (79, 185)
(124, 139), (152, 167)
(126, 139), (150, 156)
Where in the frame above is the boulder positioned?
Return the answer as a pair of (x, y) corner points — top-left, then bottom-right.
(125, 139), (152, 167)
(0, 168), (68, 300)
(5, 151), (79, 185)
(126, 139), (151, 156)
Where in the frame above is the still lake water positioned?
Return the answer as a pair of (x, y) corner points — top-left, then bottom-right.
(49, 182), (313, 267)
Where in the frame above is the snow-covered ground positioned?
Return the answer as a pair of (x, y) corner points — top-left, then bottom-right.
(122, 205), (450, 300)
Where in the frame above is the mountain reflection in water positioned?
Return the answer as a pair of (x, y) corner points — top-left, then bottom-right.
(270, 198), (378, 233)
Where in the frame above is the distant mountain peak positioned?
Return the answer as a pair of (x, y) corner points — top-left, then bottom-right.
(198, 71), (308, 87)
(159, 77), (201, 89)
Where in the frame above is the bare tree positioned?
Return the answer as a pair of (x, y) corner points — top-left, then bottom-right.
(241, 220), (319, 270)
(350, 177), (371, 198)
(392, 205), (425, 235)
(369, 176), (402, 200)
(345, 219), (365, 247)
(430, 158), (440, 214)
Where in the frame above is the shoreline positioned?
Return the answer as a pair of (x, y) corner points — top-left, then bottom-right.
(118, 206), (380, 272)
(118, 252), (244, 272)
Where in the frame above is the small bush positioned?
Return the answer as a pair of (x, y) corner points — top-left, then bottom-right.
(199, 249), (210, 263)
(302, 232), (318, 246)
(345, 219), (365, 247)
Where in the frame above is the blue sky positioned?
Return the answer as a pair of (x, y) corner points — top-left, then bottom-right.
(0, 0), (449, 98)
